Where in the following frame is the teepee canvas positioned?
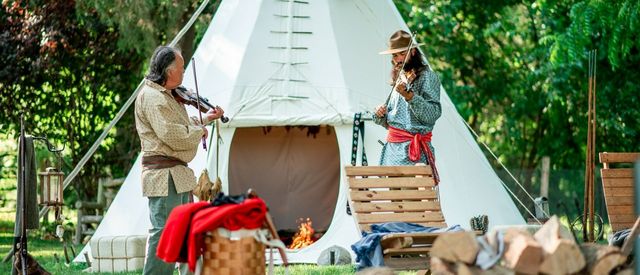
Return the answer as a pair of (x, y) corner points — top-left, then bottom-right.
(76, 0), (525, 264)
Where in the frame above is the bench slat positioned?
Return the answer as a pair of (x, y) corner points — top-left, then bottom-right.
(609, 214), (637, 222)
(601, 178), (634, 188)
(609, 215), (637, 232)
(351, 201), (441, 213)
(349, 177), (435, 188)
(604, 196), (634, 206)
(603, 187), (635, 197)
(599, 152), (640, 163)
(611, 223), (636, 232)
(606, 205), (634, 215)
(345, 165), (432, 177)
(601, 169), (634, 178)
(383, 246), (432, 256)
(356, 212), (445, 224)
(350, 190), (437, 201)
(604, 196), (633, 207)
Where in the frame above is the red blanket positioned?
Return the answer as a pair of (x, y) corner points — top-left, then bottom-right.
(156, 198), (267, 271)
(156, 201), (210, 263)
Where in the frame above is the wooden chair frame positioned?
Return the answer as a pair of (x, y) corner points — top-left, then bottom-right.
(345, 165), (445, 270)
(599, 152), (639, 232)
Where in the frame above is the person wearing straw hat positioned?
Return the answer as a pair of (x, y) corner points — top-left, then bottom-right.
(374, 30), (442, 183)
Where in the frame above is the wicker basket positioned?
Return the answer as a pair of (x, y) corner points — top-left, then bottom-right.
(202, 230), (266, 275)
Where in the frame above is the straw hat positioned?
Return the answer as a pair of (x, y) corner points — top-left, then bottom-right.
(379, 30), (423, 55)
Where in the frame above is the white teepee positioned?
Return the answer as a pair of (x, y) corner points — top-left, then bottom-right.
(76, 0), (525, 264)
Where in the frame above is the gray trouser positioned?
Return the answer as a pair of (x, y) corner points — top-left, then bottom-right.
(143, 175), (190, 275)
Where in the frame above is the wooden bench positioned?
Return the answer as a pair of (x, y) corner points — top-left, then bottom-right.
(599, 152), (639, 232)
(75, 177), (124, 244)
(345, 165), (445, 270)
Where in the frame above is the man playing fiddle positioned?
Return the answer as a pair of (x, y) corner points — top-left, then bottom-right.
(134, 46), (224, 275)
(373, 30), (442, 183)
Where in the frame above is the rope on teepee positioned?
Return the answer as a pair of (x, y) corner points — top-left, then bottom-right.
(461, 119), (547, 224)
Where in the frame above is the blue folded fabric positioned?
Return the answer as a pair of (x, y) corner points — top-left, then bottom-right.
(351, 222), (463, 269)
(610, 229), (631, 248)
(475, 231), (505, 270)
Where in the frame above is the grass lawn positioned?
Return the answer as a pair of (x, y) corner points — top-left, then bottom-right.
(0, 210), (420, 274)
(0, 181), (422, 274)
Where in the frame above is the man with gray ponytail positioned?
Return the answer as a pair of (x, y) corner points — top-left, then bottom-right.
(135, 46), (224, 275)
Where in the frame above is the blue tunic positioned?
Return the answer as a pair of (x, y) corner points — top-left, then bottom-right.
(373, 69), (442, 165)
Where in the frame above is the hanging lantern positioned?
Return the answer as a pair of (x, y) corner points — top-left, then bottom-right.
(38, 167), (64, 206)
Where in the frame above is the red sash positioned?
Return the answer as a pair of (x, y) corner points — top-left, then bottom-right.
(387, 126), (440, 184)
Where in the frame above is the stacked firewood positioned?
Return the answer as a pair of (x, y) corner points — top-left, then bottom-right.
(430, 216), (634, 275)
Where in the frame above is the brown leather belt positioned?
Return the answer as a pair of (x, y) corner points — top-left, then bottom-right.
(142, 155), (187, 169)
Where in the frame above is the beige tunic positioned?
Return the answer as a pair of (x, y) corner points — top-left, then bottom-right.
(135, 80), (204, 197)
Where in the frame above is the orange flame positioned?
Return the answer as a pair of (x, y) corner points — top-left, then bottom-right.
(288, 218), (315, 249)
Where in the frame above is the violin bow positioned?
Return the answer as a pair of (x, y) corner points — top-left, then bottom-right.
(191, 57), (207, 150)
(384, 31), (417, 105)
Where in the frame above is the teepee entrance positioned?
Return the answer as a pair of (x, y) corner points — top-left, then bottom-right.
(228, 126), (340, 246)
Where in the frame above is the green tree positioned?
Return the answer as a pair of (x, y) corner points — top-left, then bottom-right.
(0, 1), (144, 200)
(1, 0), (219, 203)
(548, 0), (640, 153)
(395, 0), (639, 218)
(76, 0), (221, 61)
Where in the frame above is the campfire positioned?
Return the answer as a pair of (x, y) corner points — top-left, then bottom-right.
(288, 218), (315, 249)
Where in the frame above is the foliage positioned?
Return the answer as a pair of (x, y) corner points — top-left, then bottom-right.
(550, 0), (640, 70)
(0, 1), (144, 201)
(0, 132), (17, 179)
(76, 0), (221, 60)
(395, 0), (639, 219)
(547, 0), (640, 154)
(0, 0), (221, 205)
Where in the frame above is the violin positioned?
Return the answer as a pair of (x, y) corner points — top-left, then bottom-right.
(390, 62), (418, 90)
(396, 69), (417, 87)
(392, 64), (418, 93)
(172, 86), (229, 123)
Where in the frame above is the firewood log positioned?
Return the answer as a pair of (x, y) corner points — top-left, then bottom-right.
(430, 232), (480, 264)
(355, 267), (395, 275)
(621, 217), (640, 256)
(533, 216), (586, 274)
(430, 257), (514, 275)
(461, 264), (515, 275)
(614, 269), (634, 275)
(430, 257), (456, 275)
(459, 263), (510, 275)
(502, 229), (543, 274)
(580, 243), (627, 275)
(456, 262), (482, 275)
(480, 265), (516, 275)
